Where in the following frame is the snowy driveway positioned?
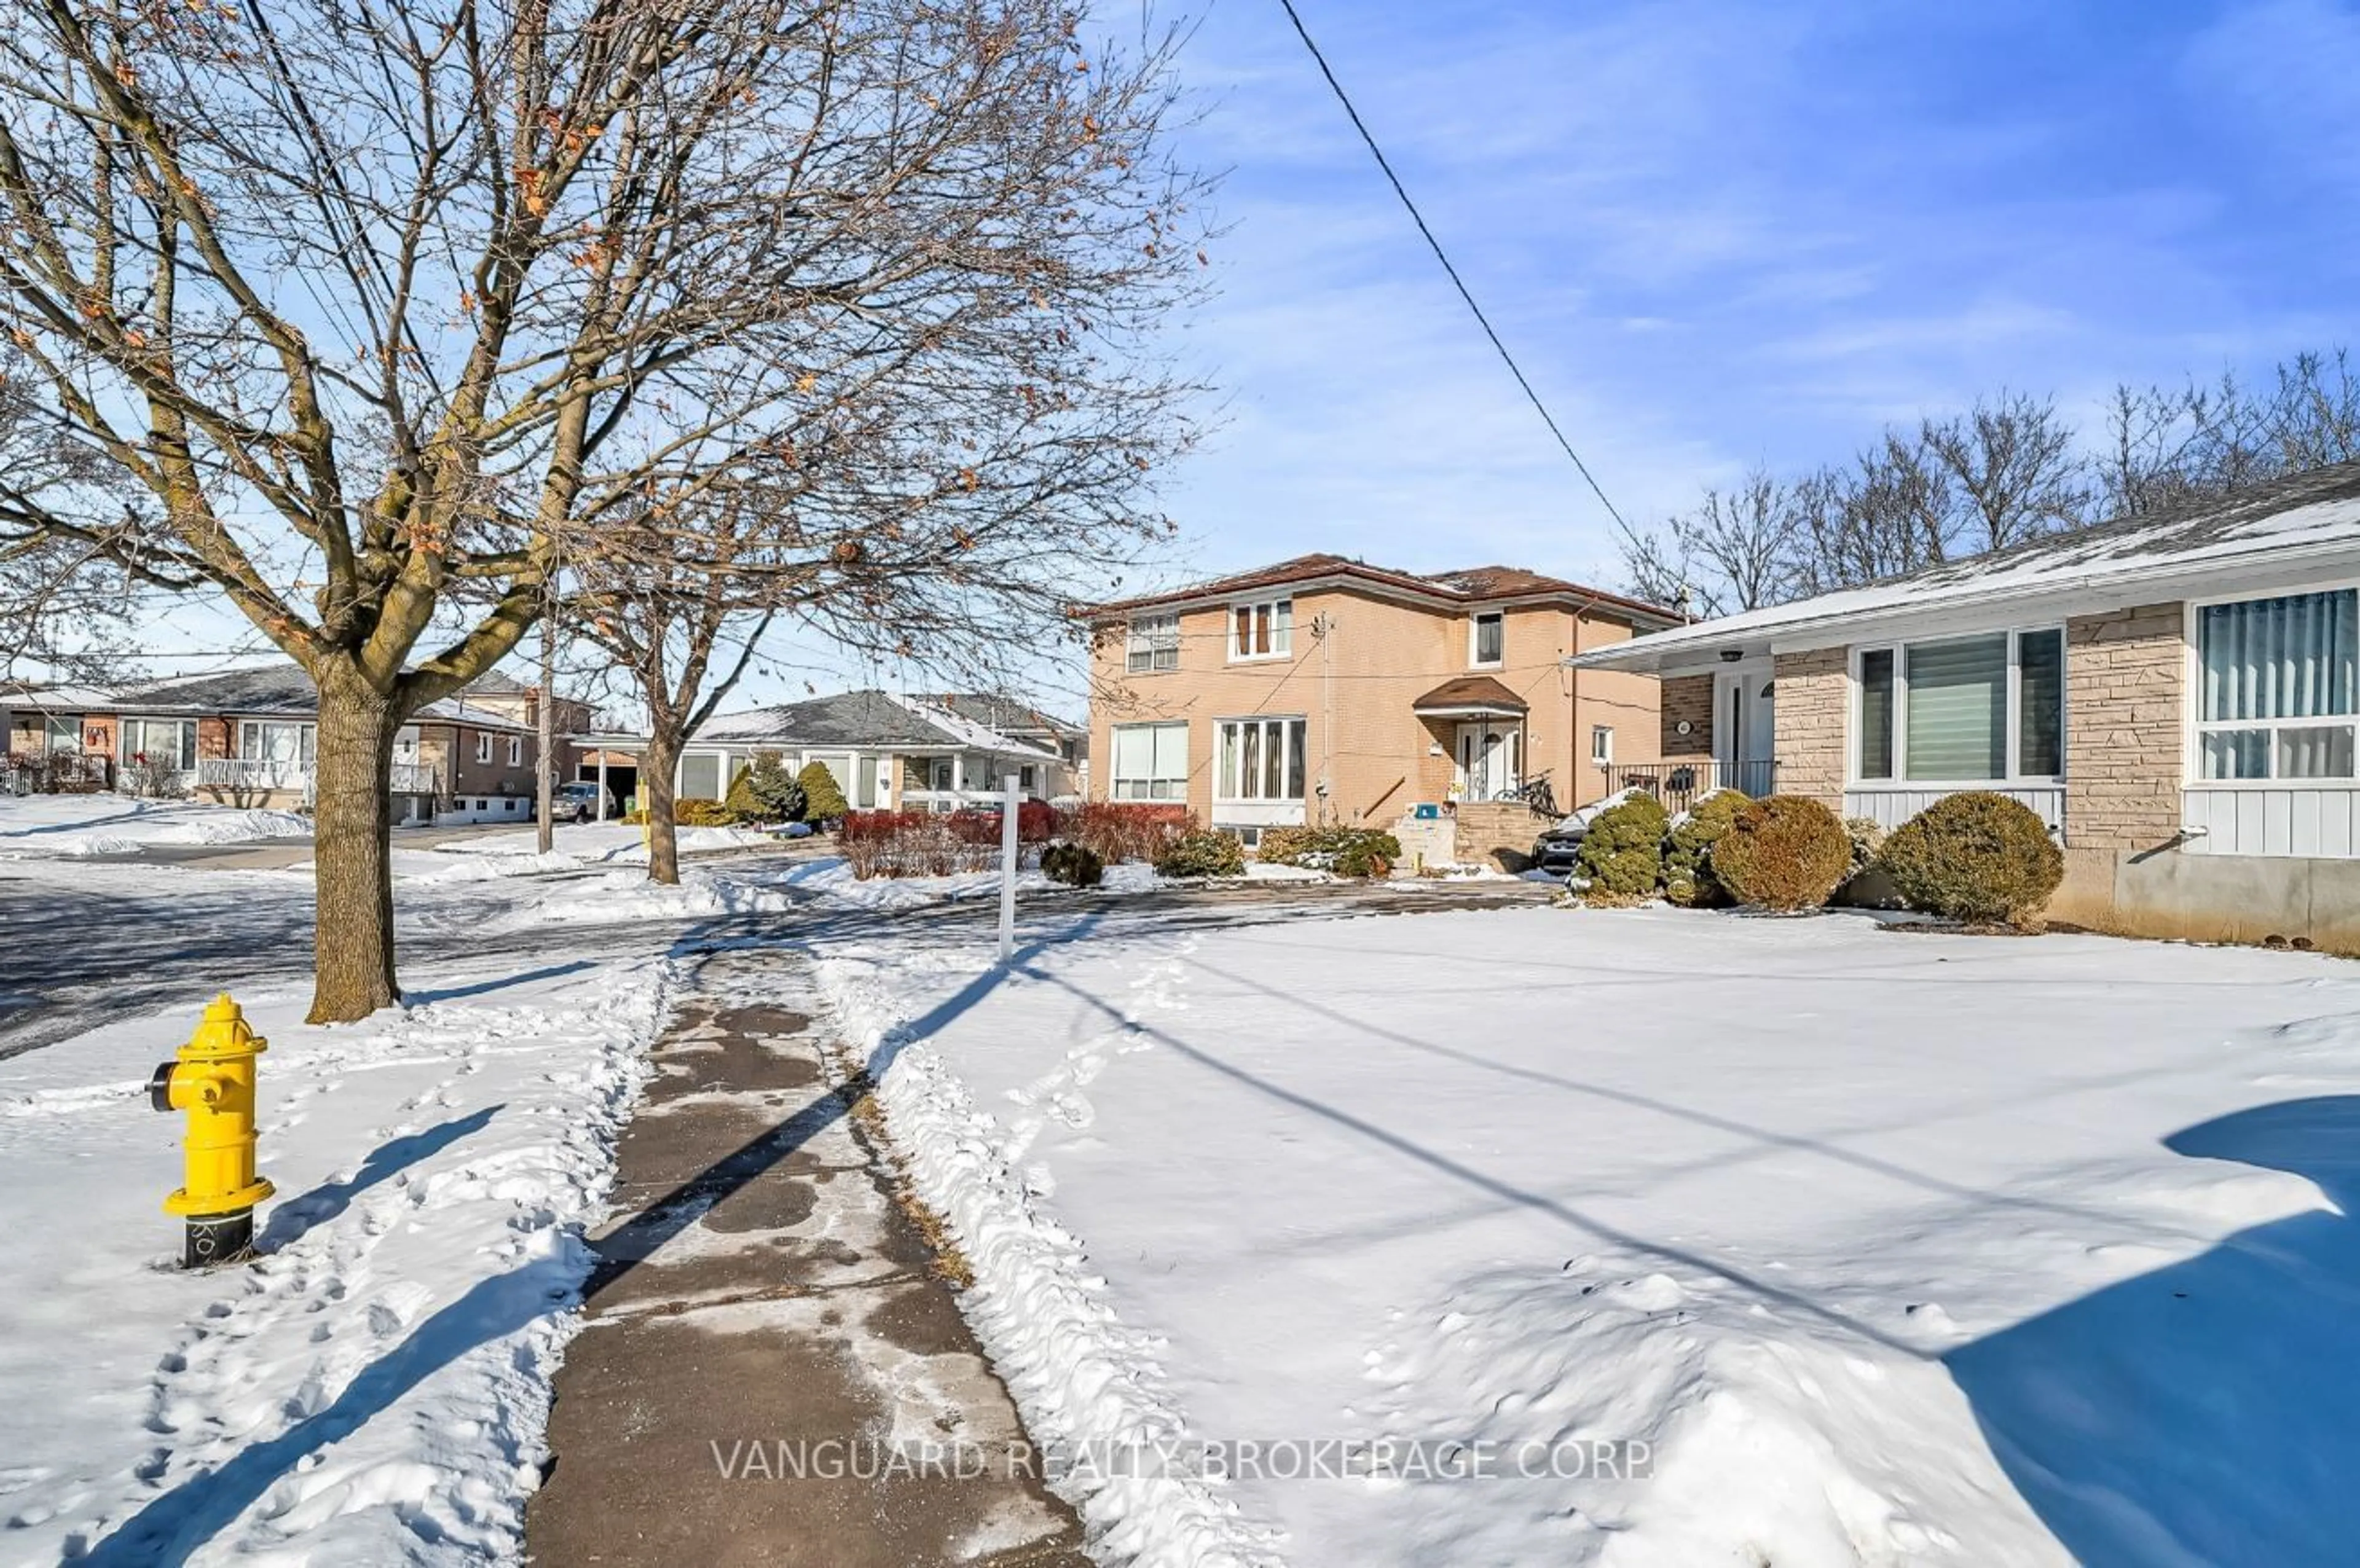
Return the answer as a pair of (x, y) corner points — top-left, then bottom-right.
(818, 904), (2360, 1566)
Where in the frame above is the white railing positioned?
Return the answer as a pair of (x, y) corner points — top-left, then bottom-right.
(199, 757), (311, 791)
(900, 788), (1014, 813)
(390, 762), (439, 794)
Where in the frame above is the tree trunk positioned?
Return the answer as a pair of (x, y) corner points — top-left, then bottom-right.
(643, 727), (682, 886)
(309, 669), (404, 1022)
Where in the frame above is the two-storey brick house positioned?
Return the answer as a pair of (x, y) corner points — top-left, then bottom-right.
(1082, 555), (1679, 853)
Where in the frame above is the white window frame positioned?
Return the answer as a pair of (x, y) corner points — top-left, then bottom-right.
(238, 719), (316, 765)
(474, 732), (493, 764)
(1469, 611), (1504, 669)
(1227, 597), (1293, 662)
(1110, 721), (1189, 801)
(1125, 613), (1181, 675)
(1591, 724), (1613, 766)
(123, 716), (199, 772)
(2185, 582), (2360, 788)
(1849, 624), (2067, 787)
(1214, 716), (1307, 803)
(508, 735), (524, 767)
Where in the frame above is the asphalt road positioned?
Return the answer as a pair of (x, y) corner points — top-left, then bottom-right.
(0, 864), (1555, 1062)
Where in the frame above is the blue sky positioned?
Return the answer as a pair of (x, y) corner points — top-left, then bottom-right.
(134, 0), (2360, 717)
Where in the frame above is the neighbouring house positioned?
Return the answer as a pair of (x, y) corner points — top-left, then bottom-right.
(603, 689), (1068, 816)
(908, 693), (1088, 799)
(1571, 460), (2360, 949)
(1080, 553), (1680, 864)
(1, 665), (572, 825)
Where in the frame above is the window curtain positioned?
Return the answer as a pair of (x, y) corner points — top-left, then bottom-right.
(1905, 635), (2007, 780)
(2016, 630), (2065, 777)
(2200, 590), (2357, 721)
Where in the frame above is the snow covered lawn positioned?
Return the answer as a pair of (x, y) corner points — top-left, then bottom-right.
(817, 905), (2360, 1566)
(0, 955), (671, 1563)
(0, 795), (310, 857)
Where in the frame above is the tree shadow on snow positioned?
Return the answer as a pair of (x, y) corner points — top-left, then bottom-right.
(255, 1106), (502, 1254)
(1946, 1095), (2360, 1564)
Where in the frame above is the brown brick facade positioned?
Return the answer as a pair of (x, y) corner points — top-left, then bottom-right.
(2064, 602), (2185, 850)
(1660, 674), (1713, 760)
(1770, 647), (1847, 807)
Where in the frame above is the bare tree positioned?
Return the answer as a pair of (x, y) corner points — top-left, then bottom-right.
(2098, 352), (2357, 519)
(0, 350), (145, 680)
(1919, 391), (2090, 554)
(0, 0), (1205, 1018)
(1615, 467), (1798, 618)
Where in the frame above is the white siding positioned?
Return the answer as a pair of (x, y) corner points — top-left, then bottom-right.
(1844, 785), (2066, 836)
(2181, 786), (2360, 856)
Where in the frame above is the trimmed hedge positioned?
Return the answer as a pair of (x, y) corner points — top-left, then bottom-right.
(1575, 793), (1669, 897)
(1713, 794), (1851, 911)
(1040, 841), (1106, 887)
(1154, 829), (1246, 879)
(1664, 790), (1750, 907)
(1260, 824), (1399, 878)
(1878, 791), (2063, 927)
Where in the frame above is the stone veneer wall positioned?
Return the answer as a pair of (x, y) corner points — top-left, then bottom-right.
(2063, 602), (2185, 852)
(1770, 648), (1848, 806)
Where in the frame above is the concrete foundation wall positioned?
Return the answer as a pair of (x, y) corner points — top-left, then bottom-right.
(2048, 845), (2360, 954)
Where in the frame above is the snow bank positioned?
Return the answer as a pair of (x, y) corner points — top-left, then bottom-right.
(0, 955), (674, 1562)
(0, 796), (310, 857)
(817, 949), (1284, 1568)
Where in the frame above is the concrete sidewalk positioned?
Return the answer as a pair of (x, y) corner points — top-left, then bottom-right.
(526, 951), (1085, 1567)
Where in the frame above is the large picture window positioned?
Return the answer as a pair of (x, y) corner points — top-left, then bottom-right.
(1229, 597), (1292, 661)
(1855, 629), (2064, 783)
(1111, 722), (1189, 800)
(239, 720), (315, 766)
(122, 717), (198, 772)
(1125, 614), (1180, 674)
(1216, 717), (1307, 801)
(2197, 589), (2358, 780)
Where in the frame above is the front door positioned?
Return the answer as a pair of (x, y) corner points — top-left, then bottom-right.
(1455, 721), (1519, 802)
(1716, 665), (1776, 795)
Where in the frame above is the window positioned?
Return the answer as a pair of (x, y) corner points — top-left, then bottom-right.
(2197, 589), (2359, 780)
(1591, 724), (1613, 765)
(1855, 629), (2064, 783)
(506, 737), (524, 767)
(1019, 764), (1037, 793)
(1111, 721), (1189, 800)
(1229, 597), (1292, 661)
(1471, 612), (1504, 667)
(680, 752), (723, 799)
(1857, 649), (1895, 780)
(1125, 614), (1180, 674)
(122, 718), (198, 772)
(240, 721), (315, 765)
(1216, 717), (1307, 801)
(474, 732), (492, 764)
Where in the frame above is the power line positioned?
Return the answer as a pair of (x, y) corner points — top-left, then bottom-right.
(1272, 0), (1629, 531)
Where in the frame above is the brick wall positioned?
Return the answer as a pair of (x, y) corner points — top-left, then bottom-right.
(2065, 602), (2184, 850)
(1660, 674), (1713, 760)
(1771, 648), (1847, 807)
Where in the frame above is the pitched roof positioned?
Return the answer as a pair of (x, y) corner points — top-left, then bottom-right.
(690, 689), (1055, 758)
(913, 692), (1084, 739)
(116, 665), (317, 715)
(1574, 460), (2360, 674)
(1410, 675), (1529, 714)
(1082, 553), (1680, 627)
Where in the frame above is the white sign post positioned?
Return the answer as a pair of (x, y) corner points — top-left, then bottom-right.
(999, 772), (1021, 965)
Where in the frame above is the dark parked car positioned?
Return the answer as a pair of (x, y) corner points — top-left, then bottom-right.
(1531, 815), (1587, 875)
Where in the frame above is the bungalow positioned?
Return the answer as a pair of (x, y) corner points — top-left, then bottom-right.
(1, 665), (562, 825)
(595, 689), (1068, 815)
(1571, 460), (2360, 949)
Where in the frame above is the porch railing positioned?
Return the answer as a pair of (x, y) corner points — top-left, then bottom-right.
(1602, 759), (1777, 813)
(900, 787), (1017, 813)
(194, 758), (440, 797)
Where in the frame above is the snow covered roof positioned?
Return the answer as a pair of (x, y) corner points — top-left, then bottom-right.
(687, 689), (1057, 759)
(9, 665), (556, 729)
(1575, 461), (2360, 675)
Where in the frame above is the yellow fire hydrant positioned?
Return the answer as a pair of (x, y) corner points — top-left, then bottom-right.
(149, 994), (275, 1268)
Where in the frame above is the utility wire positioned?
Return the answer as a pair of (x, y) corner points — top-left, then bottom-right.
(1273, 0), (1629, 531)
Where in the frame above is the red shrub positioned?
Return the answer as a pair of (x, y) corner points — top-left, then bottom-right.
(1059, 802), (1193, 864)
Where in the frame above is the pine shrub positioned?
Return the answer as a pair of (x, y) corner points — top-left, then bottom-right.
(1040, 841), (1106, 887)
(1664, 790), (1750, 907)
(1259, 824), (1399, 877)
(1154, 828), (1246, 879)
(1878, 791), (2063, 927)
(1713, 794), (1852, 911)
(747, 751), (807, 821)
(796, 759), (849, 821)
(723, 766), (763, 823)
(1575, 793), (1669, 897)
